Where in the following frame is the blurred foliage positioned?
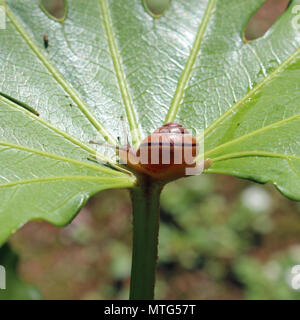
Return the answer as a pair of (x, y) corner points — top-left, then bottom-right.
(6, 173), (300, 300)
(0, 244), (40, 300)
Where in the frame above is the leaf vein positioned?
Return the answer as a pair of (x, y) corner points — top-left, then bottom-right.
(211, 151), (300, 162)
(164, 0), (216, 123)
(204, 114), (300, 158)
(0, 141), (124, 176)
(0, 176), (133, 189)
(6, 6), (116, 145)
(99, 0), (142, 146)
(204, 45), (300, 137)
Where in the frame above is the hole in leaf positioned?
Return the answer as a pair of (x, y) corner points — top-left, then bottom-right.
(244, 0), (290, 41)
(143, 0), (171, 18)
(40, 0), (66, 21)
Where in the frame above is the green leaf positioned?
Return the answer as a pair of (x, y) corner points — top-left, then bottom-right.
(0, 0), (300, 243)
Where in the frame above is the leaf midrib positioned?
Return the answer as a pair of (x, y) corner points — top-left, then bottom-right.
(99, 0), (142, 146)
(0, 94), (121, 167)
(202, 113), (300, 159)
(204, 44), (300, 138)
(164, 0), (216, 124)
(0, 141), (125, 176)
(0, 175), (133, 189)
(6, 6), (116, 145)
(211, 151), (300, 163)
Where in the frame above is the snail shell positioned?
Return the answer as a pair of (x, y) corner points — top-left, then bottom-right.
(119, 122), (210, 181)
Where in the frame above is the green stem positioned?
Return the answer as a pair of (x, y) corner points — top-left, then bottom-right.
(129, 177), (164, 300)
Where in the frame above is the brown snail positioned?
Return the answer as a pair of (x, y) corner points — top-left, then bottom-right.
(119, 122), (212, 181)
(91, 122), (212, 181)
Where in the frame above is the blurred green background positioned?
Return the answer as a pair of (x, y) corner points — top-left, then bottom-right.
(1, 0), (299, 300)
(3, 174), (300, 300)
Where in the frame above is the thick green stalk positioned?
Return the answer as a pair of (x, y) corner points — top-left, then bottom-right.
(129, 177), (163, 300)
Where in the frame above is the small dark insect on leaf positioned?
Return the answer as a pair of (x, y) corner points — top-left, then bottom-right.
(43, 34), (49, 48)
(69, 104), (73, 107)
